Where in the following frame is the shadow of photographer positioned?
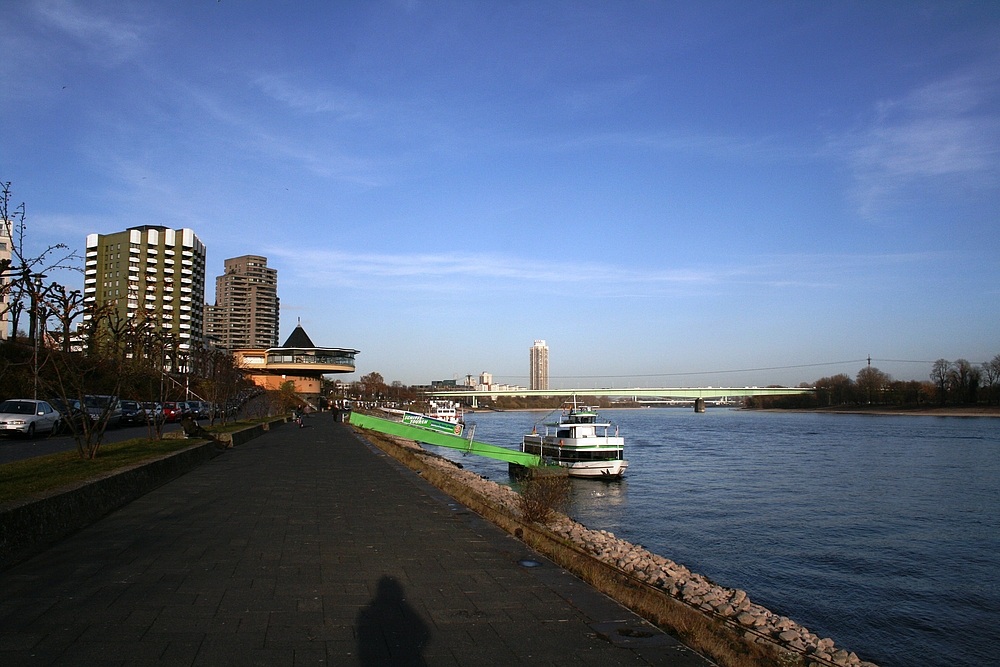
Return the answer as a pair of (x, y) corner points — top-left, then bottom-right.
(356, 575), (430, 666)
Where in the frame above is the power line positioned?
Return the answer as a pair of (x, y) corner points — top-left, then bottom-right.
(870, 358), (936, 364)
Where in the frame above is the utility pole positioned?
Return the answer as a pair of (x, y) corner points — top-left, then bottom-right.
(867, 355), (872, 405)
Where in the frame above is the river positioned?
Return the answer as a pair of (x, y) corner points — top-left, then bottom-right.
(422, 408), (1000, 667)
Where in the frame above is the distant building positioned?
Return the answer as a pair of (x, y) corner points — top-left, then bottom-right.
(232, 323), (358, 400)
(83, 226), (207, 353)
(479, 371), (492, 387)
(530, 340), (549, 390)
(204, 255), (279, 351)
(0, 219), (11, 339)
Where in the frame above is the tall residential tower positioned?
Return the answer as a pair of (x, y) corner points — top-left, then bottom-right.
(530, 339), (549, 390)
(83, 226), (207, 351)
(204, 255), (279, 350)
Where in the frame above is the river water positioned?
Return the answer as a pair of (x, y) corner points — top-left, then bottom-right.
(422, 408), (1000, 667)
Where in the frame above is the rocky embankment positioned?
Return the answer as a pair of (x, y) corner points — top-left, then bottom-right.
(378, 434), (879, 667)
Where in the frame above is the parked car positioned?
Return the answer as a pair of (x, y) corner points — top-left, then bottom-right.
(83, 395), (122, 428)
(162, 402), (184, 422)
(187, 401), (211, 419)
(0, 399), (61, 438)
(48, 397), (88, 434)
(119, 400), (144, 425)
(141, 402), (164, 424)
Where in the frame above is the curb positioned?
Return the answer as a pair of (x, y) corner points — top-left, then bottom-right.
(0, 417), (288, 572)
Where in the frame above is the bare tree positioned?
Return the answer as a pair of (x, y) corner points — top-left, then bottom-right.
(194, 348), (247, 425)
(1, 182), (79, 338)
(46, 283), (86, 353)
(930, 359), (950, 406)
(42, 304), (130, 459)
(857, 366), (891, 405)
(983, 355), (1000, 406)
(948, 359), (980, 405)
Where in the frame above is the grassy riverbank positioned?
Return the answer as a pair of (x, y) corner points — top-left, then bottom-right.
(0, 418), (285, 505)
(0, 438), (204, 505)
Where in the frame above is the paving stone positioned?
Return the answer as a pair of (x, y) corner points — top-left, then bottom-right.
(0, 415), (712, 666)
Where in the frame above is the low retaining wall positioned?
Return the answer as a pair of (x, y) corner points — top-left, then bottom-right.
(213, 416), (289, 447)
(0, 417), (288, 572)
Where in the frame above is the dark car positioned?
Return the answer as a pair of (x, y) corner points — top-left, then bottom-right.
(83, 395), (122, 428)
(188, 401), (211, 419)
(118, 400), (144, 425)
(48, 397), (88, 434)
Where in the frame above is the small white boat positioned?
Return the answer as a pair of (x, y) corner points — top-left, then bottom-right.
(425, 400), (463, 423)
(381, 400), (464, 436)
(512, 401), (628, 479)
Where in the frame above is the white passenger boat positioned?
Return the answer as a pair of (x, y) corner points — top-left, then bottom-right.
(512, 402), (628, 479)
(425, 400), (462, 424)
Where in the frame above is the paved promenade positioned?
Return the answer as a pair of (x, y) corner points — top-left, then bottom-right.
(0, 415), (711, 666)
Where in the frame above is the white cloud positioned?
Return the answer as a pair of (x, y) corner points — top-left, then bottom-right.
(269, 248), (929, 297)
(254, 74), (371, 120)
(834, 73), (1000, 219)
(33, 0), (146, 63)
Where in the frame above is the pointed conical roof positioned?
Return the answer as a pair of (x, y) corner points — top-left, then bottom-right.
(281, 324), (316, 349)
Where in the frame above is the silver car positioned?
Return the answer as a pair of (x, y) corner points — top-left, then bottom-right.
(0, 399), (61, 438)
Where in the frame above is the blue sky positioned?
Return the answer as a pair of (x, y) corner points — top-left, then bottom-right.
(3, 1), (998, 387)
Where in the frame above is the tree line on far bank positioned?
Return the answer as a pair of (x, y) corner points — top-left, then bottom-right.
(746, 355), (1000, 409)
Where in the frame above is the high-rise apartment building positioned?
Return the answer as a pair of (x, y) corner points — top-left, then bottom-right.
(530, 339), (549, 390)
(204, 255), (279, 350)
(83, 226), (207, 351)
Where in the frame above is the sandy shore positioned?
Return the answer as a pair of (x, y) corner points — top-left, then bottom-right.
(748, 406), (1000, 417)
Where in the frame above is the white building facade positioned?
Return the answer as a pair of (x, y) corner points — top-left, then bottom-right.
(530, 339), (549, 390)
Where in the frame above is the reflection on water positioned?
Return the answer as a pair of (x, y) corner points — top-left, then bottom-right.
(568, 477), (628, 515)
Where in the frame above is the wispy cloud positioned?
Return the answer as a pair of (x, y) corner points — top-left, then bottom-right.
(832, 73), (1000, 219)
(269, 248), (931, 297)
(166, 81), (388, 186)
(33, 0), (146, 63)
(254, 74), (372, 120)
(550, 128), (803, 163)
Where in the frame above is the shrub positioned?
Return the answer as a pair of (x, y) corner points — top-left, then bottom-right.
(516, 466), (570, 524)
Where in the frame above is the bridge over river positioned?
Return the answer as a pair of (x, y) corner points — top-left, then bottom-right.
(427, 387), (815, 411)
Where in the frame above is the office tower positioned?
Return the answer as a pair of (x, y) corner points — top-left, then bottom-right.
(204, 255), (279, 350)
(530, 339), (549, 390)
(83, 226), (207, 352)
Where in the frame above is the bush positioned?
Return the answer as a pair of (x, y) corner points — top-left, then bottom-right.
(516, 467), (570, 524)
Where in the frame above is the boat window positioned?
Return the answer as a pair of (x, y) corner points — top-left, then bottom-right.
(557, 429), (571, 438)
